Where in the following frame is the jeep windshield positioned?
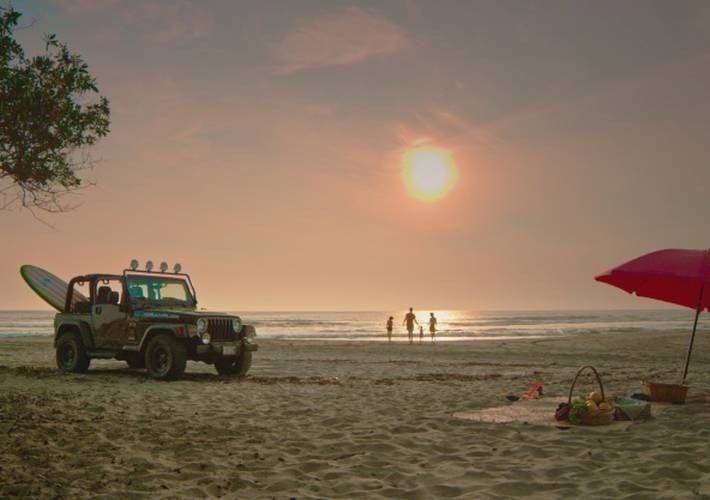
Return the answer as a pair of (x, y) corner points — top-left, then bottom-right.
(126, 275), (196, 308)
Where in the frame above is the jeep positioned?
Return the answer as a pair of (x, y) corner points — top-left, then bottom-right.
(53, 260), (258, 380)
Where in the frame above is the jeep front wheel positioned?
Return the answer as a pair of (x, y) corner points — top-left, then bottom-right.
(144, 334), (187, 380)
(214, 350), (252, 376)
(56, 331), (91, 373)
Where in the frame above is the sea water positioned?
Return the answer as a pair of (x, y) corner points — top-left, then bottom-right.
(0, 309), (706, 341)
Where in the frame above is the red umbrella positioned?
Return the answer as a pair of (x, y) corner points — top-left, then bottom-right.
(595, 248), (710, 382)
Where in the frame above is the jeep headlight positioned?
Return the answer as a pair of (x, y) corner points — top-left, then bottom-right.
(201, 332), (211, 345)
(196, 318), (208, 334)
(232, 317), (242, 333)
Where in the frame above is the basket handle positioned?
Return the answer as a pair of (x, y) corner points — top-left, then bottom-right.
(567, 365), (606, 404)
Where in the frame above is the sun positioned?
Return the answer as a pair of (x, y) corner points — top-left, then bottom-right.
(402, 146), (458, 202)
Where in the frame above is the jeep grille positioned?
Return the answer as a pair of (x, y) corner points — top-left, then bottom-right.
(208, 318), (236, 342)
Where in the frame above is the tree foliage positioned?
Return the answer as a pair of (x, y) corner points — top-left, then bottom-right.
(0, 7), (110, 212)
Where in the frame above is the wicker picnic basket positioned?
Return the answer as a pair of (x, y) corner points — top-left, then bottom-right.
(567, 365), (615, 426)
(645, 381), (688, 404)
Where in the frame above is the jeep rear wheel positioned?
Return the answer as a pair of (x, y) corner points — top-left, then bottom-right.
(145, 334), (187, 380)
(214, 350), (252, 376)
(56, 331), (90, 373)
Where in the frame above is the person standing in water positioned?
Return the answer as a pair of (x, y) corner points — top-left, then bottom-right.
(428, 312), (438, 343)
(386, 316), (394, 342)
(402, 307), (418, 344)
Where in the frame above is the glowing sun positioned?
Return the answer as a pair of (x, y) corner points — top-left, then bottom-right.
(402, 146), (458, 202)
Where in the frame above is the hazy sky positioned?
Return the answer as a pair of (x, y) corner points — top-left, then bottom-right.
(2, 0), (710, 311)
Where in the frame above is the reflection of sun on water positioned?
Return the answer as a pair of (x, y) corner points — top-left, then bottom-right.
(402, 146), (458, 202)
(410, 310), (458, 328)
(427, 310), (458, 327)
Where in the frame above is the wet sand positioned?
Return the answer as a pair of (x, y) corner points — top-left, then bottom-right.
(1, 331), (710, 498)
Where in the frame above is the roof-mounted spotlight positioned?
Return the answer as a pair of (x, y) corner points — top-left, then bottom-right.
(173, 263), (182, 273)
(160, 262), (168, 272)
(145, 260), (154, 272)
(129, 259), (139, 271)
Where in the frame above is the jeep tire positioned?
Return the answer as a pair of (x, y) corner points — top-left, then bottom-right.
(145, 334), (187, 380)
(56, 331), (91, 373)
(214, 350), (252, 376)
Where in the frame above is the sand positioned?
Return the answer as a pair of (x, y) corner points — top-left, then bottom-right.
(2, 330), (710, 499)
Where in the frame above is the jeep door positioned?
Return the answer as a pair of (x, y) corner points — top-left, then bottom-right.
(91, 278), (129, 349)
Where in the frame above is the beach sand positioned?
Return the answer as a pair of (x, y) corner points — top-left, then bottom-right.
(2, 330), (710, 498)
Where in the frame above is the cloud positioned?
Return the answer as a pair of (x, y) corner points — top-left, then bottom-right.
(273, 6), (410, 73)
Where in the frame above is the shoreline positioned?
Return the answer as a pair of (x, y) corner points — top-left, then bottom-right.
(2, 331), (710, 498)
(0, 325), (698, 343)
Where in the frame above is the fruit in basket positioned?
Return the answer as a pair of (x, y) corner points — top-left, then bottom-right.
(598, 401), (612, 411)
(585, 400), (599, 411)
(568, 398), (588, 424)
(555, 402), (570, 421)
(587, 391), (603, 404)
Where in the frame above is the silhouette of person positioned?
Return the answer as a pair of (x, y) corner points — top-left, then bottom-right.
(429, 312), (437, 343)
(419, 325), (424, 343)
(386, 316), (394, 342)
(402, 307), (418, 344)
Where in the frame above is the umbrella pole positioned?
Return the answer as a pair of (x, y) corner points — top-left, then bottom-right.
(682, 284), (705, 384)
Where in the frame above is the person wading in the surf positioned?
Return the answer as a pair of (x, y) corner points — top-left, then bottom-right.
(402, 307), (419, 345)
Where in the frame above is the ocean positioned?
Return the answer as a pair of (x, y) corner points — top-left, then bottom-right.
(0, 309), (706, 342)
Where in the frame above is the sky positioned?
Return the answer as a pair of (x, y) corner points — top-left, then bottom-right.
(2, 0), (710, 311)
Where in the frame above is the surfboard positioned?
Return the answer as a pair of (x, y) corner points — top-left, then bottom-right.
(20, 265), (88, 312)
